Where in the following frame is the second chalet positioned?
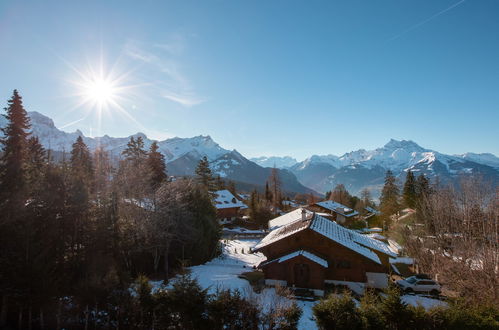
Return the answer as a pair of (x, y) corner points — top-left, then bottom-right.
(254, 208), (396, 296)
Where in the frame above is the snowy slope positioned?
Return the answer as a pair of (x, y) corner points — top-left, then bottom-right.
(250, 156), (298, 169)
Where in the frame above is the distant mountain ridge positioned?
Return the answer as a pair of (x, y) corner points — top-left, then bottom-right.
(0, 111), (316, 195)
(1, 112), (497, 197)
(250, 156), (298, 169)
(287, 139), (499, 196)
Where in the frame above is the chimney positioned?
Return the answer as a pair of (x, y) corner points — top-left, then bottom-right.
(301, 208), (307, 221)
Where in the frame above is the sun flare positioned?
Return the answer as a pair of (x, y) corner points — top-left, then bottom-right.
(84, 77), (117, 106)
(78, 73), (122, 109)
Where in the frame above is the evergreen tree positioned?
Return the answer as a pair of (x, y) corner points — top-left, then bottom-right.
(195, 156), (214, 190)
(403, 170), (417, 208)
(119, 136), (148, 198)
(415, 174), (431, 208)
(25, 136), (47, 190)
(70, 136), (93, 183)
(379, 170), (400, 223)
(0, 90), (31, 205)
(146, 141), (167, 191)
(0, 90), (31, 327)
(67, 136), (93, 275)
(122, 136), (147, 164)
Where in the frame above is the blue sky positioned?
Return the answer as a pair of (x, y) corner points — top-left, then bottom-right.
(0, 0), (498, 160)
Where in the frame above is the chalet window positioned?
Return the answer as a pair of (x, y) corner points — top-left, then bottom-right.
(336, 260), (351, 269)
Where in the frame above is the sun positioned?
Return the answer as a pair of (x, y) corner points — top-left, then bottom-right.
(83, 76), (118, 107)
(64, 56), (146, 136)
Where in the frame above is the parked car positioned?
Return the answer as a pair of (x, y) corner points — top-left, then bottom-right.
(396, 276), (441, 295)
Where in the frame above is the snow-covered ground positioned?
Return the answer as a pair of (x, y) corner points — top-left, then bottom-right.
(157, 239), (445, 329)
(186, 239), (318, 329)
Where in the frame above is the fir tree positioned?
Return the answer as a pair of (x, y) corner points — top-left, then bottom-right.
(415, 174), (431, 208)
(195, 156), (214, 190)
(122, 136), (147, 164)
(70, 136), (93, 182)
(25, 136), (47, 190)
(403, 170), (417, 208)
(379, 170), (400, 222)
(0, 90), (31, 204)
(0, 90), (31, 327)
(146, 141), (167, 191)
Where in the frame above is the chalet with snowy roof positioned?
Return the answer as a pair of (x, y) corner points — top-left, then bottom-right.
(309, 200), (359, 224)
(255, 208), (396, 296)
(213, 190), (247, 224)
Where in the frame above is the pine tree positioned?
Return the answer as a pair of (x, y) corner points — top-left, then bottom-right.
(403, 170), (417, 208)
(67, 136), (93, 272)
(379, 170), (400, 223)
(0, 90), (32, 327)
(70, 136), (94, 183)
(25, 136), (47, 190)
(195, 156), (214, 190)
(122, 136), (147, 164)
(0, 90), (31, 205)
(146, 141), (167, 191)
(415, 174), (431, 208)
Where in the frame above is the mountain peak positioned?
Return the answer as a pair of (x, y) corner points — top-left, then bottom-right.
(28, 111), (55, 128)
(384, 139), (424, 151)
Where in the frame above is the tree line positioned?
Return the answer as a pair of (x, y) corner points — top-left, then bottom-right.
(0, 90), (221, 329)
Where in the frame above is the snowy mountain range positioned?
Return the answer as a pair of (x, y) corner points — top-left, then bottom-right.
(286, 139), (499, 196)
(2, 111), (497, 197)
(0, 111), (315, 195)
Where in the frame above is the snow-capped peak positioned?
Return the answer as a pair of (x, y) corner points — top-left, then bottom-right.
(383, 139), (425, 152)
(250, 156), (298, 169)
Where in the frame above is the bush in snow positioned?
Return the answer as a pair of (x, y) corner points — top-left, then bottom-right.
(313, 292), (362, 330)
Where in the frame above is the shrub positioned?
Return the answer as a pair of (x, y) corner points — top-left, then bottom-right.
(313, 293), (362, 330)
(207, 289), (260, 330)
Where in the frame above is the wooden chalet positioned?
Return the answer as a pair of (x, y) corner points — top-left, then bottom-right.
(254, 208), (396, 296)
(213, 190), (247, 224)
(308, 200), (359, 224)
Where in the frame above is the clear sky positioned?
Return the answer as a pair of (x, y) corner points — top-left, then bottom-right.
(0, 0), (498, 160)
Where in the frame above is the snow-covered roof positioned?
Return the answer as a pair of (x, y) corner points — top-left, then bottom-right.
(256, 212), (396, 264)
(268, 208), (312, 230)
(315, 200), (359, 217)
(308, 215), (382, 264)
(213, 190), (247, 210)
(261, 250), (328, 268)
